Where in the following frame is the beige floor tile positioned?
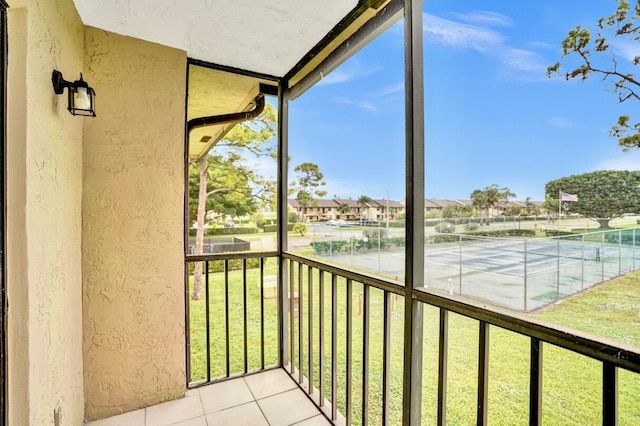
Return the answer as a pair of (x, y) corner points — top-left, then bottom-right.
(291, 415), (333, 425)
(244, 369), (297, 399)
(199, 378), (255, 414)
(185, 388), (200, 397)
(258, 389), (321, 426)
(169, 416), (207, 426)
(145, 396), (203, 426)
(86, 409), (145, 426)
(205, 402), (269, 426)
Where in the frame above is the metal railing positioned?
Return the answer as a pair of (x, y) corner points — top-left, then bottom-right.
(186, 250), (640, 424)
(185, 251), (279, 387)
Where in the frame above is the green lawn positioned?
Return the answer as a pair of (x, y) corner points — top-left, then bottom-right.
(188, 263), (640, 425)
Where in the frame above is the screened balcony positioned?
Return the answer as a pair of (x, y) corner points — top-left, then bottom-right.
(6, 0), (640, 425)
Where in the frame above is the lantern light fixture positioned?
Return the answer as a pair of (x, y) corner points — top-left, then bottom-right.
(51, 70), (96, 117)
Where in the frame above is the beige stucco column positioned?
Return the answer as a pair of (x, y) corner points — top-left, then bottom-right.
(82, 28), (187, 420)
(6, 0), (86, 424)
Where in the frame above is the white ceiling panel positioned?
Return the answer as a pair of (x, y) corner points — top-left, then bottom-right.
(72, 0), (358, 77)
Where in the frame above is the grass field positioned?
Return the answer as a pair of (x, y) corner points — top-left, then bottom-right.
(188, 262), (640, 425)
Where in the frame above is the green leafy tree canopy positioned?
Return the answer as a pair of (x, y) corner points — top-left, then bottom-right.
(548, 0), (640, 151)
(470, 184), (516, 216)
(545, 170), (640, 228)
(290, 162), (327, 221)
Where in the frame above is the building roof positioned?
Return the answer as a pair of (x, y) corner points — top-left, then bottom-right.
(372, 199), (404, 208)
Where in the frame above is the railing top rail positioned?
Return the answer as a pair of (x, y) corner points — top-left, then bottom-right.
(414, 287), (640, 373)
(283, 252), (404, 295)
(186, 251), (278, 262)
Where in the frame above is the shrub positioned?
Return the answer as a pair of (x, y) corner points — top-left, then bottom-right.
(466, 229), (535, 237)
(189, 226), (259, 236)
(427, 234), (459, 244)
(465, 222), (479, 231)
(363, 229), (388, 239)
(293, 223), (307, 236)
(434, 222), (456, 233)
(262, 224), (294, 232)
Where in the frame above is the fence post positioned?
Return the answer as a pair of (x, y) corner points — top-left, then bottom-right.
(581, 234), (585, 291)
(459, 235), (462, 295)
(618, 229), (622, 275)
(634, 228), (637, 271)
(556, 238), (560, 300)
(524, 238), (528, 312)
(601, 232), (605, 281)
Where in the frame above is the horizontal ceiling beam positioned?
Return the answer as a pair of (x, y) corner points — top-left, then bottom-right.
(288, 0), (403, 99)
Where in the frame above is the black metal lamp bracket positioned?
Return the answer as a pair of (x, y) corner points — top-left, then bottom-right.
(51, 70), (69, 94)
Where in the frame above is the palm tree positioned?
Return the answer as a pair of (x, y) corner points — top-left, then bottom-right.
(337, 202), (350, 219)
(357, 195), (373, 223)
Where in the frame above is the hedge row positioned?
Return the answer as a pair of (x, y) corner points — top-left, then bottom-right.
(262, 224), (294, 232)
(311, 236), (405, 254)
(466, 229), (536, 238)
(189, 227), (259, 236)
(426, 216), (549, 227)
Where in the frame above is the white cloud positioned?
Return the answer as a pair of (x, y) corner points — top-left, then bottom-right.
(248, 158), (278, 180)
(452, 11), (512, 28)
(596, 153), (640, 171)
(423, 13), (547, 79)
(317, 59), (382, 86)
(610, 39), (640, 63)
(423, 13), (504, 51)
(334, 97), (378, 112)
(547, 116), (576, 128)
(379, 82), (404, 96)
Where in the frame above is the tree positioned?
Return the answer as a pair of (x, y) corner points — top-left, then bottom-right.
(292, 222), (307, 236)
(357, 195), (373, 223)
(545, 170), (640, 228)
(547, 0), (640, 151)
(470, 184), (515, 217)
(505, 205), (523, 216)
(189, 102), (277, 300)
(337, 202), (350, 218)
(290, 162), (327, 222)
(442, 204), (461, 218)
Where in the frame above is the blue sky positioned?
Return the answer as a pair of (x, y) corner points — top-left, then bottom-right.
(283, 0), (640, 202)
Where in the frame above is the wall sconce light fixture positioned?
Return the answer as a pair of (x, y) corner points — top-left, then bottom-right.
(51, 70), (96, 117)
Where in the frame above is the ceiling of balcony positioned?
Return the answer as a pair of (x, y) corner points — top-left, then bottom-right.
(72, 0), (360, 77)
(72, 0), (396, 159)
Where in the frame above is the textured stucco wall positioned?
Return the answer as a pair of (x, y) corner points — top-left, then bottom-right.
(6, 0), (86, 424)
(82, 28), (186, 420)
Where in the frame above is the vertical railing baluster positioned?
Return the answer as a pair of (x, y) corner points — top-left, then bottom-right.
(362, 284), (370, 426)
(185, 261), (192, 384)
(346, 278), (353, 425)
(477, 321), (489, 426)
(224, 259), (230, 377)
(243, 258), (248, 374)
(260, 258), (265, 370)
(530, 338), (542, 426)
(603, 362), (618, 426)
(298, 262), (304, 383)
(331, 273), (338, 421)
(205, 261), (211, 382)
(319, 270), (325, 407)
(382, 291), (392, 426)
(437, 308), (448, 426)
(308, 265), (314, 395)
(290, 259), (295, 375)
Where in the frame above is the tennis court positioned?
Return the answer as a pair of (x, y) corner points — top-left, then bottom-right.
(425, 237), (606, 277)
(316, 228), (640, 312)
